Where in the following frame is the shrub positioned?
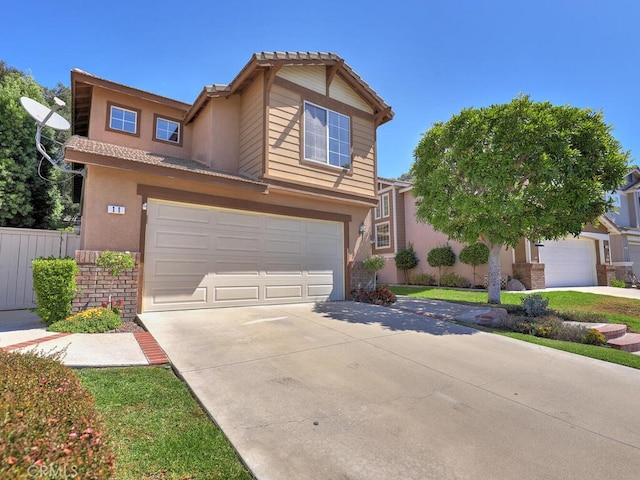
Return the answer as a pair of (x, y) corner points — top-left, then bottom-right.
(584, 328), (607, 345)
(395, 243), (419, 284)
(363, 255), (386, 289)
(610, 278), (626, 288)
(557, 310), (608, 323)
(0, 349), (115, 478)
(427, 245), (456, 285)
(459, 242), (489, 285)
(96, 251), (135, 304)
(48, 308), (122, 333)
(439, 273), (471, 288)
(521, 293), (550, 317)
(31, 257), (79, 326)
(351, 286), (397, 306)
(409, 272), (436, 286)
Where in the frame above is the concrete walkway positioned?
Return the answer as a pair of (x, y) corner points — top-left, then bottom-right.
(139, 301), (640, 480)
(0, 310), (168, 367)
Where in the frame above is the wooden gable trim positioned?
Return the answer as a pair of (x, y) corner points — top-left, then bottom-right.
(326, 59), (344, 94)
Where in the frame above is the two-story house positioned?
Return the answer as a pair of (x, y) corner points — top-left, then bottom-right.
(372, 177), (619, 290)
(604, 166), (640, 282)
(64, 52), (393, 314)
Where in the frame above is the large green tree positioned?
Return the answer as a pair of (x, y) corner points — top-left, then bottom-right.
(0, 62), (72, 228)
(412, 95), (628, 304)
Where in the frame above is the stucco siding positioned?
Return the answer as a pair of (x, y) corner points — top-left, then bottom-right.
(329, 75), (374, 113)
(238, 76), (264, 178)
(277, 66), (326, 95)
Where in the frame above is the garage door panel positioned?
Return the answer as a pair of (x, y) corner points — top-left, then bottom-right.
(149, 286), (208, 305)
(144, 199), (344, 311)
(539, 237), (597, 287)
(214, 286), (260, 302)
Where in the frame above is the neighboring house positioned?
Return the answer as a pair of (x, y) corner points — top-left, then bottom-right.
(373, 177), (621, 290)
(64, 52), (393, 314)
(603, 166), (640, 282)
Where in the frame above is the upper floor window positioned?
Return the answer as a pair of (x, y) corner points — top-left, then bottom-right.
(375, 193), (390, 219)
(154, 115), (182, 146)
(304, 101), (350, 168)
(107, 102), (139, 136)
(375, 222), (390, 249)
(606, 193), (621, 208)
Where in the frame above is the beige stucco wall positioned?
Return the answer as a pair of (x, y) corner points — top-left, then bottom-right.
(191, 96), (241, 173)
(89, 88), (191, 157)
(80, 165), (373, 264)
(377, 191), (514, 285)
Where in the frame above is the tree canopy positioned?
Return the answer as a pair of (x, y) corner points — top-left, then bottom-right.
(0, 61), (75, 229)
(412, 95), (629, 303)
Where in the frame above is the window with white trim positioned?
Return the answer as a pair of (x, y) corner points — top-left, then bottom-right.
(606, 192), (621, 208)
(375, 193), (390, 219)
(108, 103), (139, 135)
(304, 101), (351, 167)
(154, 115), (181, 145)
(375, 222), (390, 249)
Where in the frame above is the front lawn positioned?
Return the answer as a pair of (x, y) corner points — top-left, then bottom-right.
(389, 286), (640, 332)
(77, 366), (251, 480)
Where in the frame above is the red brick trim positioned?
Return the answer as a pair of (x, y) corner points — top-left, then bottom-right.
(134, 332), (169, 365)
(2, 333), (73, 352)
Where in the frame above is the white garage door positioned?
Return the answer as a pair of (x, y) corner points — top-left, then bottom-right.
(143, 199), (344, 312)
(538, 237), (597, 287)
(629, 240), (640, 276)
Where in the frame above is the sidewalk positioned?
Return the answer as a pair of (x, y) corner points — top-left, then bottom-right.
(0, 310), (168, 367)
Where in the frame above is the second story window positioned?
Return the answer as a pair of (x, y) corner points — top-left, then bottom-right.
(304, 101), (350, 168)
(154, 115), (182, 145)
(375, 193), (390, 219)
(375, 222), (390, 249)
(108, 102), (139, 136)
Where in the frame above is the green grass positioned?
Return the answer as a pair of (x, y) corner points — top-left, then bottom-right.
(77, 366), (251, 480)
(390, 286), (640, 332)
(468, 324), (640, 370)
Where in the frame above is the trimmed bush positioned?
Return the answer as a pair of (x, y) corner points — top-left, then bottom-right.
(610, 278), (626, 288)
(363, 255), (386, 289)
(0, 349), (115, 478)
(497, 314), (607, 345)
(32, 257), (78, 326)
(409, 272), (436, 286)
(459, 242), (489, 285)
(96, 251), (135, 304)
(439, 273), (471, 288)
(585, 328), (607, 345)
(427, 245), (456, 285)
(395, 243), (419, 284)
(557, 310), (608, 323)
(48, 308), (122, 333)
(351, 286), (397, 306)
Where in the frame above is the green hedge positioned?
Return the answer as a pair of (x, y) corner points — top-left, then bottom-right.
(0, 349), (115, 478)
(32, 257), (78, 326)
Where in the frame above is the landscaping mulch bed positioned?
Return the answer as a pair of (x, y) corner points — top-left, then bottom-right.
(111, 320), (145, 333)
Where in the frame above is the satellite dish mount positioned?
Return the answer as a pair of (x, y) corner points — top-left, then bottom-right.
(20, 96), (85, 177)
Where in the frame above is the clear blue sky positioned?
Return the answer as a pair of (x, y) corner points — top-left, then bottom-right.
(3, 1), (638, 178)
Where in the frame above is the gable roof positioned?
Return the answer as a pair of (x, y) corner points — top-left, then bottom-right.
(185, 52), (393, 125)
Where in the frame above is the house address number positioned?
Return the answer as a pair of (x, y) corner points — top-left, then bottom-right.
(107, 205), (125, 215)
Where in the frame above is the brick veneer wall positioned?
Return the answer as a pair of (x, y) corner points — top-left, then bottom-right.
(597, 265), (616, 286)
(512, 263), (546, 290)
(72, 250), (140, 322)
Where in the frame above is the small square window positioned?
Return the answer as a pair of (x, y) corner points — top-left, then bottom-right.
(107, 102), (139, 136)
(154, 115), (182, 145)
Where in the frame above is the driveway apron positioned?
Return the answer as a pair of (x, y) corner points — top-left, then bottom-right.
(139, 302), (640, 480)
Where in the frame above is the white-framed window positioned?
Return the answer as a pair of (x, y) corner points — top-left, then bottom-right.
(154, 115), (182, 145)
(303, 101), (351, 167)
(606, 192), (621, 208)
(374, 193), (390, 219)
(375, 222), (390, 249)
(108, 102), (139, 135)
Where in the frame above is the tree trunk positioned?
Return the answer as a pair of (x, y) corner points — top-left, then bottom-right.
(487, 243), (503, 304)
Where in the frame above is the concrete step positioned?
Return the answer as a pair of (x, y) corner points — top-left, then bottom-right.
(594, 323), (628, 341)
(607, 333), (640, 353)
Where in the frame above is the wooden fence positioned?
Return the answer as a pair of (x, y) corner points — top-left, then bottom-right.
(0, 227), (81, 310)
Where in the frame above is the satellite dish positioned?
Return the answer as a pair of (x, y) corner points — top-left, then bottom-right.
(19, 95), (84, 177)
(20, 96), (70, 131)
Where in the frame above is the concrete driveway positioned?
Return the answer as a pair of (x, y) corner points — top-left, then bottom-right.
(139, 302), (640, 480)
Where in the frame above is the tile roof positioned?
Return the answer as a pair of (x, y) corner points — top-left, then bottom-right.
(64, 136), (267, 186)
